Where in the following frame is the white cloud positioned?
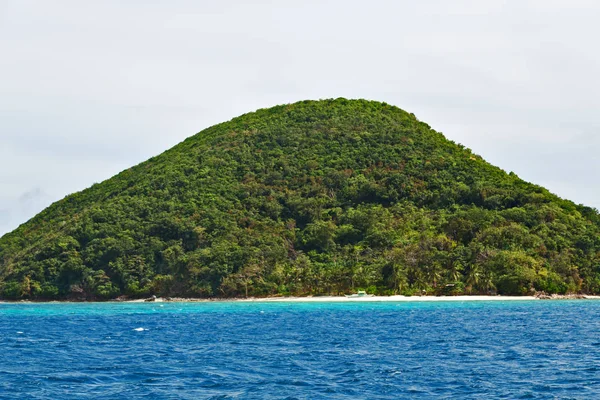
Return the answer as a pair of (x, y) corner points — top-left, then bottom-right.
(1, 0), (599, 235)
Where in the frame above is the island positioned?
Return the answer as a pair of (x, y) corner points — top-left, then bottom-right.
(1, 99), (599, 301)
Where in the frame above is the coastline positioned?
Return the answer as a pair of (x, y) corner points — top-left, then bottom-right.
(126, 294), (600, 303)
(233, 295), (539, 302)
(3, 294), (600, 304)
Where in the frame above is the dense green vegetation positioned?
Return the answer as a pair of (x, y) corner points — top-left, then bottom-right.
(1, 99), (599, 300)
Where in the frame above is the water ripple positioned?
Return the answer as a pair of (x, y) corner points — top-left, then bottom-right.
(1, 301), (600, 399)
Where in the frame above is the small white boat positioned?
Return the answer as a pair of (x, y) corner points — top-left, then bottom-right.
(345, 290), (374, 298)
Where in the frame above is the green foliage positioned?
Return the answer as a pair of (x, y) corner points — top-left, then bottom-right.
(1, 98), (599, 300)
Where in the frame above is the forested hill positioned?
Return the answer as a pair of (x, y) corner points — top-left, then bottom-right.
(1, 99), (599, 300)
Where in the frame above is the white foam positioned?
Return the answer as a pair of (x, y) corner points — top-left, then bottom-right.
(133, 327), (146, 332)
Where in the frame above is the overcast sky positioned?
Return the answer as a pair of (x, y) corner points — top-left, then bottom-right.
(1, 0), (599, 236)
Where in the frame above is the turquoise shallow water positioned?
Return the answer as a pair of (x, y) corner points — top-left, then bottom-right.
(1, 300), (600, 399)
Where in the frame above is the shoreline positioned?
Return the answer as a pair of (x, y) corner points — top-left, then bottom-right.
(3, 294), (599, 304)
(223, 295), (540, 303)
(128, 294), (599, 303)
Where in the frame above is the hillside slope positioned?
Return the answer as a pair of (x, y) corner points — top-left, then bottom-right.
(1, 99), (599, 299)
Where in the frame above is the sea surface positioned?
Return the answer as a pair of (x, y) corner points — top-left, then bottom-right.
(1, 300), (600, 399)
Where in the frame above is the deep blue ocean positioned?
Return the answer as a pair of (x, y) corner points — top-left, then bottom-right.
(1, 300), (600, 399)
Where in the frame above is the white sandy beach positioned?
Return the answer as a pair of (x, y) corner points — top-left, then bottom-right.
(3, 295), (598, 304)
(236, 295), (539, 302)
(131, 294), (600, 303)
(131, 295), (546, 303)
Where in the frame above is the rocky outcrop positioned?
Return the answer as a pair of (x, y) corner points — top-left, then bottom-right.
(535, 292), (587, 300)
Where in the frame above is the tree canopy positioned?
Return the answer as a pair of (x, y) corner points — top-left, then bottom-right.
(1, 98), (599, 300)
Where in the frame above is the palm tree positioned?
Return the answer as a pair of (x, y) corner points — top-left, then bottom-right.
(426, 262), (442, 288)
(413, 269), (428, 294)
(447, 261), (463, 283)
(479, 269), (495, 293)
(348, 244), (364, 290)
(466, 264), (481, 294)
(393, 263), (408, 294)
